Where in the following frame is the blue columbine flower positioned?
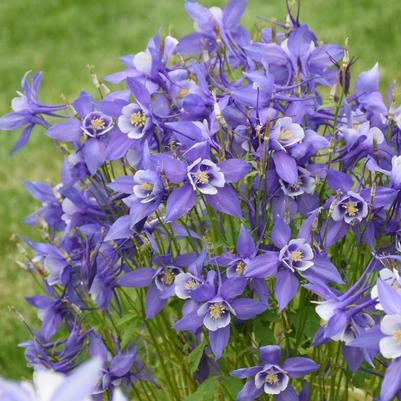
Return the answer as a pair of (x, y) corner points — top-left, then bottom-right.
(278, 238), (314, 272)
(332, 191), (368, 225)
(118, 103), (151, 139)
(187, 158), (225, 195)
(175, 271), (267, 359)
(270, 117), (305, 151)
(133, 169), (163, 204)
(0, 71), (65, 154)
(231, 345), (319, 401)
(81, 111), (114, 137)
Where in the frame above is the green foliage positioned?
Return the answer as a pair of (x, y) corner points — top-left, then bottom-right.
(187, 339), (208, 374)
(184, 376), (219, 401)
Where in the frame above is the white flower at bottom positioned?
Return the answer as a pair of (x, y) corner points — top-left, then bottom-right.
(380, 315), (401, 359)
(0, 358), (104, 401)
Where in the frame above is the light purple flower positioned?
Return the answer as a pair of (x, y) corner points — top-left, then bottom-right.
(81, 111), (113, 137)
(279, 167), (316, 197)
(133, 169), (163, 204)
(332, 191), (368, 225)
(174, 272), (201, 299)
(187, 158), (225, 195)
(118, 103), (150, 139)
(270, 117), (305, 151)
(231, 345), (319, 401)
(198, 298), (233, 331)
(279, 239), (314, 272)
(254, 365), (289, 395)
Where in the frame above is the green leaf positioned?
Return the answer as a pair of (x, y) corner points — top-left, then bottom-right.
(120, 325), (135, 350)
(221, 376), (243, 399)
(352, 371), (366, 388)
(187, 339), (207, 374)
(184, 376), (219, 401)
(253, 319), (275, 344)
(116, 310), (138, 327)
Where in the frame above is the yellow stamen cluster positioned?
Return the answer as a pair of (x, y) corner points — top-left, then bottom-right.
(184, 279), (197, 291)
(160, 270), (175, 286)
(393, 329), (401, 344)
(209, 303), (226, 320)
(342, 201), (358, 217)
(196, 171), (209, 185)
(278, 129), (293, 141)
(141, 182), (154, 192)
(130, 112), (147, 128)
(91, 118), (106, 130)
(235, 261), (246, 276)
(290, 250), (303, 262)
(391, 281), (401, 290)
(178, 88), (189, 98)
(265, 373), (279, 385)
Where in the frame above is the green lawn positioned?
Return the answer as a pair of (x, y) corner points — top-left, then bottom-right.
(1, 0), (400, 379)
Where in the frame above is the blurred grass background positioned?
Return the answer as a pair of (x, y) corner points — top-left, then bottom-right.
(0, 0), (400, 379)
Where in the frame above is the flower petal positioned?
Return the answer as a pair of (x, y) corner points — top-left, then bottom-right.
(275, 270), (298, 311)
(205, 185), (242, 218)
(209, 326), (230, 359)
(118, 268), (154, 288)
(272, 152), (298, 184)
(282, 357), (319, 378)
(165, 184), (197, 222)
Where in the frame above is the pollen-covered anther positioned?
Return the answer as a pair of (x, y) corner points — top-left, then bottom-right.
(278, 129), (293, 141)
(184, 279), (197, 291)
(160, 270), (175, 286)
(196, 171), (209, 185)
(178, 88), (189, 98)
(90, 117), (106, 130)
(265, 373), (279, 385)
(290, 250), (303, 262)
(235, 261), (246, 276)
(130, 112), (147, 128)
(209, 303), (226, 320)
(343, 201), (358, 217)
(141, 182), (154, 191)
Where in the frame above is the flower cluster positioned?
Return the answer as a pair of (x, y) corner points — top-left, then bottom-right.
(3, 0), (401, 400)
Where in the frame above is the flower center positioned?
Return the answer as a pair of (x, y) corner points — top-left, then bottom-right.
(278, 129), (293, 141)
(342, 201), (358, 217)
(393, 329), (401, 344)
(184, 279), (197, 291)
(196, 171), (209, 185)
(391, 281), (401, 290)
(265, 373), (279, 385)
(290, 250), (303, 262)
(142, 53), (151, 62)
(178, 88), (189, 98)
(209, 303), (226, 320)
(288, 178), (302, 192)
(91, 117), (106, 130)
(235, 261), (246, 276)
(130, 112), (147, 128)
(160, 270), (175, 286)
(141, 182), (154, 192)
